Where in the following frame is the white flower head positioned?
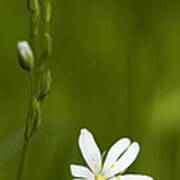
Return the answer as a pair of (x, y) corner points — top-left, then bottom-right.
(70, 128), (153, 180)
(17, 41), (34, 71)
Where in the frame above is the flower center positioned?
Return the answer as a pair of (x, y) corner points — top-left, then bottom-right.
(95, 174), (106, 180)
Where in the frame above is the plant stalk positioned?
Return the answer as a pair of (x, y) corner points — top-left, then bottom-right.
(17, 72), (34, 180)
(16, 140), (30, 180)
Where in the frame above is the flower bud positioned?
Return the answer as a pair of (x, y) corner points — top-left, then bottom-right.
(27, 0), (40, 13)
(38, 70), (52, 105)
(43, 32), (52, 59)
(17, 41), (34, 71)
(45, 0), (53, 24)
(25, 98), (41, 140)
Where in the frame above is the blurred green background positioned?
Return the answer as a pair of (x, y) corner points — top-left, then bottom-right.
(1, 0), (180, 179)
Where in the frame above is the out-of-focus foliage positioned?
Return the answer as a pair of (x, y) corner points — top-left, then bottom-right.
(0, 0), (180, 179)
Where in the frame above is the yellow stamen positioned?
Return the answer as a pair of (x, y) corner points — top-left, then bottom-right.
(94, 164), (97, 168)
(111, 164), (115, 168)
(117, 177), (120, 179)
(95, 174), (106, 180)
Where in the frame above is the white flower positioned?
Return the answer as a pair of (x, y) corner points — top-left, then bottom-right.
(70, 128), (153, 180)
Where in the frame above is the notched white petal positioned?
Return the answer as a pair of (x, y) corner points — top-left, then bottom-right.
(78, 128), (102, 174)
(120, 174), (153, 180)
(103, 138), (131, 177)
(107, 142), (140, 178)
(70, 164), (93, 178)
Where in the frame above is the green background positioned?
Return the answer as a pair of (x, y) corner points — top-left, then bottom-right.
(0, 0), (180, 179)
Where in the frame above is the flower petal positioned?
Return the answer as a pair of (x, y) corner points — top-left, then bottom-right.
(74, 179), (94, 180)
(107, 142), (140, 178)
(78, 128), (102, 174)
(102, 138), (131, 177)
(109, 174), (153, 180)
(70, 164), (94, 179)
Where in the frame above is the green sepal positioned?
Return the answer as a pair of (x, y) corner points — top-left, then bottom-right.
(37, 70), (52, 106)
(25, 98), (41, 140)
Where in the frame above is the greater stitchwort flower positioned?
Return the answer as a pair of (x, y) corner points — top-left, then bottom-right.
(70, 129), (153, 180)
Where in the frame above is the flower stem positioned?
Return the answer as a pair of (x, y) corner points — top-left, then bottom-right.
(16, 140), (30, 180)
(17, 72), (34, 180)
(28, 72), (34, 99)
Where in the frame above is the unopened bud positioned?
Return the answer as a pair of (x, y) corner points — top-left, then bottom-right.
(27, 0), (40, 13)
(43, 32), (52, 59)
(17, 41), (34, 71)
(38, 70), (52, 105)
(45, 0), (53, 24)
(25, 98), (41, 140)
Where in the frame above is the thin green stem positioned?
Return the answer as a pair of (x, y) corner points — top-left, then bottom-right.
(28, 72), (34, 99)
(16, 140), (30, 180)
(17, 72), (34, 180)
